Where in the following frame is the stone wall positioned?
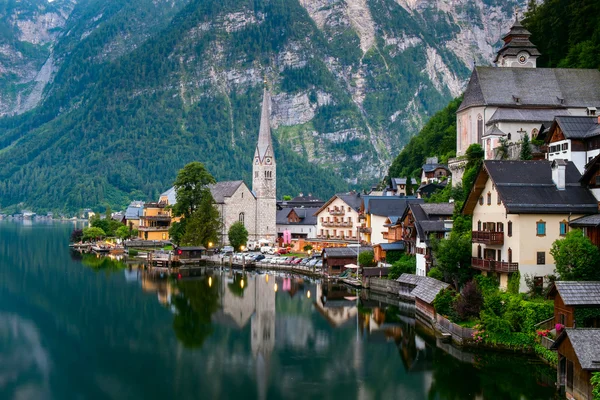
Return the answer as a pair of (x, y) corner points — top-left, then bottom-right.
(220, 183), (258, 246)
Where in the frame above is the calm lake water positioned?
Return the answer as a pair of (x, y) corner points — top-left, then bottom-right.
(0, 221), (558, 400)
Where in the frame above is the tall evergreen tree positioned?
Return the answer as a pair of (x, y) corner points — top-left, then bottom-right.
(520, 133), (533, 160)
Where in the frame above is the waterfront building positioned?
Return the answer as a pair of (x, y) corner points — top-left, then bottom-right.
(462, 160), (598, 292)
(321, 246), (372, 276)
(449, 17), (600, 185)
(138, 201), (173, 240)
(314, 193), (363, 243)
(397, 203), (454, 276)
(547, 282), (600, 328)
(124, 200), (144, 230)
(551, 329), (600, 400)
(276, 207), (319, 240)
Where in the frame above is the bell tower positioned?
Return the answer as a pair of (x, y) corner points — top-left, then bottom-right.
(252, 82), (277, 242)
(494, 13), (541, 68)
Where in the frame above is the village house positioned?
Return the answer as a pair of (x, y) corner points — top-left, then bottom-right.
(551, 329), (600, 400)
(419, 157), (450, 184)
(397, 203), (454, 276)
(321, 246), (372, 276)
(276, 207), (319, 240)
(449, 17), (600, 184)
(547, 282), (600, 328)
(278, 194), (325, 209)
(314, 193), (363, 244)
(361, 196), (423, 246)
(416, 182), (447, 199)
(463, 160), (598, 292)
(124, 200), (144, 230)
(385, 177), (418, 197)
(546, 116), (600, 174)
(138, 201), (173, 241)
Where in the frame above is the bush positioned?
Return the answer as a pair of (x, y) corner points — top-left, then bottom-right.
(507, 271), (520, 294)
(473, 274), (500, 295)
(481, 310), (512, 335)
(385, 250), (403, 265)
(358, 251), (376, 268)
(427, 267), (444, 280)
(433, 288), (457, 319)
(388, 254), (416, 279)
(591, 372), (600, 399)
(128, 248), (139, 257)
(454, 280), (484, 321)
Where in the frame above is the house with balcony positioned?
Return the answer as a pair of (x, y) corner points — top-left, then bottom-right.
(125, 200), (144, 230)
(314, 193), (363, 243)
(361, 196), (423, 245)
(463, 160), (598, 292)
(396, 203), (454, 276)
(138, 202), (173, 241)
(546, 116), (600, 174)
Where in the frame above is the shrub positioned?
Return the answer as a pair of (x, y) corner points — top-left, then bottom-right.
(358, 251), (376, 268)
(480, 310), (512, 335)
(427, 267), (444, 281)
(128, 248), (139, 257)
(454, 280), (484, 321)
(433, 288), (457, 319)
(507, 271), (520, 294)
(473, 274), (499, 295)
(591, 372), (600, 399)
(385, 250), (403, 265)
(388, 255), (416, 279)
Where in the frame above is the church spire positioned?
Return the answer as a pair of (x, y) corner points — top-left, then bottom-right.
(494, 13), (541, 68)
(255, 82), (273, 162)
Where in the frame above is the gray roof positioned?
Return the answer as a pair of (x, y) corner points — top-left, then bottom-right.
(554, 116), (600, 139)
(570, 214), (600, 227)
(420, 220), (447, 233)
(379, 241), (405, 251)
(552, 329), (600, 370)
(406, 203), (453, 240)
(367, 198), (423, 217)
(396, 273), (427, 286)
(391, 177), (418, 188)
(552, 281), (600, 306)
(458, 67), (600, 112)
(125, 201), (145, 219)
(483, 125), (506, 138)
(336, 193), (363, 212)
(420, 203), (454, 217)
(487, 108), (571, 126)
(411, 277), (450, 304)
(322, 246), (373, 258)
(161, 181), (248, 205)
(254, 88), (274, 162)
(276, 207), (318, 226)
(422, 163), (449, 173)
(484, 160), (598, 214)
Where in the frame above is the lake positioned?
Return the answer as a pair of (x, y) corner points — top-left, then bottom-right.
(0, 221), (558, 399)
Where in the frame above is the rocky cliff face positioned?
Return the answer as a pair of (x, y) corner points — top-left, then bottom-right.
(0, 0), (526, 212)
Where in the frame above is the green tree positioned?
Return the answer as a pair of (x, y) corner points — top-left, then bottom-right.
(169, 220), (187, 246)
(550, 229), (600, 281)
(303, 244), (313, 252)
(228, 222), (249, 251)
(405, 175), (413, 196)
(180, 195), (221, 247)
(358, 250), (375, 268)
(173, 161), (217, 218)
(591, 372), (600, 399)
(462, 143), (484, 198)
(283, 195), (292, 201)
(115, 225), (131, 240)
(105, 205), (112, 219)
(82, 227), (106, 242)
(430, 232), (473, 290)
(388, 254), (416, 279)
(520, 133), (533, 160)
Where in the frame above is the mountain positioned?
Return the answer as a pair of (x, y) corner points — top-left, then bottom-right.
(0, 0), (524, 213)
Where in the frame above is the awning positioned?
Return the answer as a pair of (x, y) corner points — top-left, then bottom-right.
(344, 263), (359, 269)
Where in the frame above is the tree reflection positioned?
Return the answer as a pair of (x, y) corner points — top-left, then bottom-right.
(171, 277), (220, 348)
(80, 253), (126, 272)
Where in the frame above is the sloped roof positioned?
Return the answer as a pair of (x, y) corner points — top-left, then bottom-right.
(396, 273), (427, 286)
(161, 181), (248, 206)
(422, 163), (450, 173)
(555, 116), (599, 139)
(367, 198), (423, 217)
(391, 177), (418, 188)
(551, 281), (600, 306)
(458, 67), (600, 112)
(482, 125), (506, 138)
(314, 192), (363, 216)
(464, 160), (598, 214)
(125, 201), (145, 219)
(322, 246), (372, 258)
(276, 207), (318, 225)
(420, 203), (454, 217)
(420, 220), (447, 233)
(379, 241), (405, 251)
(570, 214), (600, 227)
(552, 329), (600, 370)
(411, 277), (450, 304)
(487, 108), (571, 125)
(405, 203), (452, 240)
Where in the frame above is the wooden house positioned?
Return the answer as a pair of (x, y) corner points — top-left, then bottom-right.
(176, 246), (206, 260)
(551, 329), (600, 400)
(547, 282), (600, 328)
(411, 277), (449, 321)
(322, 246), (372, 276)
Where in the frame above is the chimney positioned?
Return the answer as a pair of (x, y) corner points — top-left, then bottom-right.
(552, 159), (567, 190)
(597, 115), (600, 124)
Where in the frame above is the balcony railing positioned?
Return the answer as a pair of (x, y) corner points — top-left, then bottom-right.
(471, 258), (518, 273)
(329, 209), (345, 216)
(472, 231), (504, 245)
(322, 221), (352, 228)
(139, 226), (171, 231)
(358, 227), (372, 233)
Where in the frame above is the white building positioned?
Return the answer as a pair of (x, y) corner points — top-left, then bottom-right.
(314, 193), (362, 242)
(546, 116), (600, 174)
(276, 207), (319, 240)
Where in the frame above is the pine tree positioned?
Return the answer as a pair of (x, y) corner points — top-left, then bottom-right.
(520, 133), (533, 160)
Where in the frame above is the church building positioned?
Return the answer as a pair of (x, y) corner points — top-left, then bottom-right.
(450, 15), (600, 185)
(156, 85), (277, 246)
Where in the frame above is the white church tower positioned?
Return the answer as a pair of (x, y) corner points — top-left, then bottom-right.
(252, 83), (277, 243)
(494, 14), (541, 68)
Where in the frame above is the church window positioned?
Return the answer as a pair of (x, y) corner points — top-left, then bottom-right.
(532, 128), (539, 138)
(487, 192), (491, 205)
(477, 114), (483, 144)
(239, 213), (245, 225)
(507, 133), (511, 140)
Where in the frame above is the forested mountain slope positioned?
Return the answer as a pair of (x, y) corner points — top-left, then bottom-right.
(0, 0), (523, 213)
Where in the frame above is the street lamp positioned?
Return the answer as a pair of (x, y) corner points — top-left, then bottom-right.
(208, 242), (213, 248)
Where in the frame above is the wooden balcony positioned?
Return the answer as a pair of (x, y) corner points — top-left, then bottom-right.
(358, 226), (372, 233)
(472, 231), (504, 245)
(471, 258), (518, 273)
(329, 209), (345, 216)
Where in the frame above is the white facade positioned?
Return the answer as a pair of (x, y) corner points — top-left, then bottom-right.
(276, 223), (317, 239)
(315, 197), (360, 241)
(548, 138), (600, 174)
(415, 236), (427, 277)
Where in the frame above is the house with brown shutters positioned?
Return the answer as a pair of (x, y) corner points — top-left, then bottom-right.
(551, 329), (600, 400)
(547, 282), (600, 328)
(546, 116), (600, 174)
(462, 160), (598, 292)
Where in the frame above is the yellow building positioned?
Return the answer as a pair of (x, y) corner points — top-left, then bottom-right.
(138, 202), (173, 241)
(463, 160), (597, 292)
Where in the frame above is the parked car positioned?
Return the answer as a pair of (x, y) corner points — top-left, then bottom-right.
(260, 246), (274, 254)
(269, 257), (279, 265)
(222, 246), (234, 255)
(315, 260), (323, 269)
(253, 254), (266, 262)
(306, 259), (318, 268)
(292, 258), (303, 265)
(277, 248), (290, 255)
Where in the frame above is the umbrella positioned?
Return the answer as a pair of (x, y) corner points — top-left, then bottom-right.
(344, 263), (359, 269)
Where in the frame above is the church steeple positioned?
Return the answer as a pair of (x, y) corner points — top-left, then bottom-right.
(255, 83), (274, 163)
(494, 13), (541, 68)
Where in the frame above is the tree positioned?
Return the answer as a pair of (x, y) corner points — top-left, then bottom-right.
(520, 133), (533, 160)
(105, 205), (112, 219)
(303, 244), (313, 252)
(358, 250), (376, 268)
(430, 232), (473, 290)
(283, 195), (292, 201)
(173, 162), (217, 218)
(70, 229), (83, 243)
(454, 280), (484, 321)
(550, 229), (600, 281)
(115, 225), (131, 240)
(180, 195), (221, 247)
(405, 174), (413, 195)
(228, 222), (249, 251)
(462, 143), (484, 198)
(388, 254), (416, 279)
(82, 227), (106, 242)
(169, 220), (187, 246)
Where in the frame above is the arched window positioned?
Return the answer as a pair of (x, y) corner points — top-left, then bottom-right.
(508, 248), (512, 263)
(477, 245), (482, 259)
(239, 212), (245, 225)
(477, 220), (482, 231)
(477, 114), (483, 144)
(507, 133), (512, 141)
(487, 192), (491, 205)
(532, 128), (539, 138)
(508, 221), (513, 237)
